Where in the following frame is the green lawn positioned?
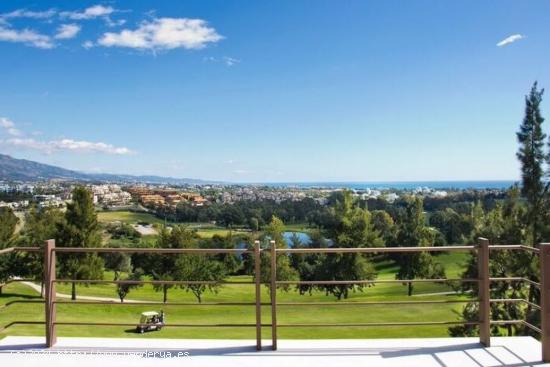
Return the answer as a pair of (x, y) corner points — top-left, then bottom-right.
(0, 252), (475, 341)
(98, 211), (165, 225)
(97, 210), (252, 238)
(283, 223), (314, 233)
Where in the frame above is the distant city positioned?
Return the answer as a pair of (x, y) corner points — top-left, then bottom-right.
(0, 179), (513, 212)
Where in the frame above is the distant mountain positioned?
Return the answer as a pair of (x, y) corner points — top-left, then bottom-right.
(0, 154), (218, 185)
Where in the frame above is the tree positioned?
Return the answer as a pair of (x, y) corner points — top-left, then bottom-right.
(290, 230), (329, 295)
(429, 208), (471, 245)
(207, 234), (242, 275)
(316, 191), (381, 300)
(57, 186), (104, 300)
(517, 82), (546, 246)
(259, 216), (298, 300)
(116, 269), (144, 302)
(175, 253), (226, 303)
(15, 206), (64, 295)
(0, 207), (19, 245)
(451, 188), (528, 337)
(395, 197), (445, 296)
(0, 207), (19, 295)
(150, 227), (185, 303)
(0, 252), (9, 296)
(371, 210), (396, 245)
(151, 225), (227, 303)
(103, 249), (132, 281)
(249, 217), (260, 232)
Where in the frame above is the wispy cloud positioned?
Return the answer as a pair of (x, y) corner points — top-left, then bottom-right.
(0, 8), (57, 20)
(54, 23), (81, 39)
(82, 40), (94, 49)
(497, 34), (525, 47)
(104, 17), (126, 27)
(0, 26), (53, 48)
(0, 117), (22, 136)
(97, 17), (223, 51)
(0, 117), (134, 155)
(223, 56), (240, 66)
(204, 56), (241, 67)
(60, 5), (115, 20)
(2, 138), (134, 155)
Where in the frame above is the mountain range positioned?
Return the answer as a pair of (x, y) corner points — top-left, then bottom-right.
(0, 154), (217, 185)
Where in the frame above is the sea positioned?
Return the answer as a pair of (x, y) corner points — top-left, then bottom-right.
(260, 181), (517, 190)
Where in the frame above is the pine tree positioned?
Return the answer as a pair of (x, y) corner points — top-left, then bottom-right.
(260, 216), (298, 300)
(395, 197), (445, 296)
(316, 191), (381, 300)
(57, 186), (104, 300)
(517, 82), (546, 245)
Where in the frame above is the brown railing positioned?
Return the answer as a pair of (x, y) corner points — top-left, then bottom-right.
(0, 238), (549, 362)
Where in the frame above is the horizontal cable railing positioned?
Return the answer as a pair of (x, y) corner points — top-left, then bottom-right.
(276, 321), (481, 328)
(53, 279), (256, 285)
(0, 239), (548, 361)
(490, 277), (541, 288)
(53, 247), (253, 254)
(53, 321), (272, 328)
(0, 321), (45, 333)
(276, 278), (478, 285)
(53, 300), (268, 306)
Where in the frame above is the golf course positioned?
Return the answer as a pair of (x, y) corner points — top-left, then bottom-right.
(0, 252), (474, 340)
(98, 210), (252, 238)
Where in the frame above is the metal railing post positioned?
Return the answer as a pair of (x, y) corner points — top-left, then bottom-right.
(478, 237), (490, 347)
(270, 240), (277, 351)
(539, 243), (550, 362)
(254, 240), (262, 351)
(44, 239), (57, 347)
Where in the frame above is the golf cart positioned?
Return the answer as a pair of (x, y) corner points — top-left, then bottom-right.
(136, 310), (165, 333)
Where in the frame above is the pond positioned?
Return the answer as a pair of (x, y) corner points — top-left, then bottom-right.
(236, 232), (312, 250)
(283, 231), (311, 246)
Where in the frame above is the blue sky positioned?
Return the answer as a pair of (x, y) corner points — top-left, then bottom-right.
(0, 1), (549, 182)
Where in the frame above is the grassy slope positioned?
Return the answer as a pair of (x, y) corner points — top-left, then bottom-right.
(98, 210), (251, 238)
(0, 252), (473, 340)
(98, 211), (165, 225)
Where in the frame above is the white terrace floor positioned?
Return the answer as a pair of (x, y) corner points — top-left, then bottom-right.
(0, 336), (547, 367)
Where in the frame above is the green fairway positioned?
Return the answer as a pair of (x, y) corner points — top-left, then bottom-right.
(97, 210), (251, 238)
(98, 210), (165, 225)
(283, 223), (314, 233)
(0, 252), (475, 341)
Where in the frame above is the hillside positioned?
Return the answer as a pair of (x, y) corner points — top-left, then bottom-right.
(0, 154), (216, 184)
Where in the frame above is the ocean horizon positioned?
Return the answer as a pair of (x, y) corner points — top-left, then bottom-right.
(255, 180), (517, 190)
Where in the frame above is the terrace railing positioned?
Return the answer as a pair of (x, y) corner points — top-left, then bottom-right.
(0, 238), (549, 362)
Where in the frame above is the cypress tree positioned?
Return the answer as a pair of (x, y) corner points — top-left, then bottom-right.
(517, 82), (545, 245)
(57, 186), (104, 300)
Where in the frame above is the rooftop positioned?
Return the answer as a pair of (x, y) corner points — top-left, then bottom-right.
(0, 336), (545, 367)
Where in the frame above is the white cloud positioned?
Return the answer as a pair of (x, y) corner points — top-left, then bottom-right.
(60, 5), (115, 20)
(223, 56), (240, 66)
(54, 24), (81, 39)
(497, 34), (525, 47)
(0, 117), (22, 136)
(82, 40), (94, 49)
(97, 17), (223, 50)
(104, 17), (126, 27)
(204, 56), (240, 67)
(0, 8), (57, 20)
(3, 138), (134, 155)
(0, 26), (54, 48)
(0, 117), (133, 155)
